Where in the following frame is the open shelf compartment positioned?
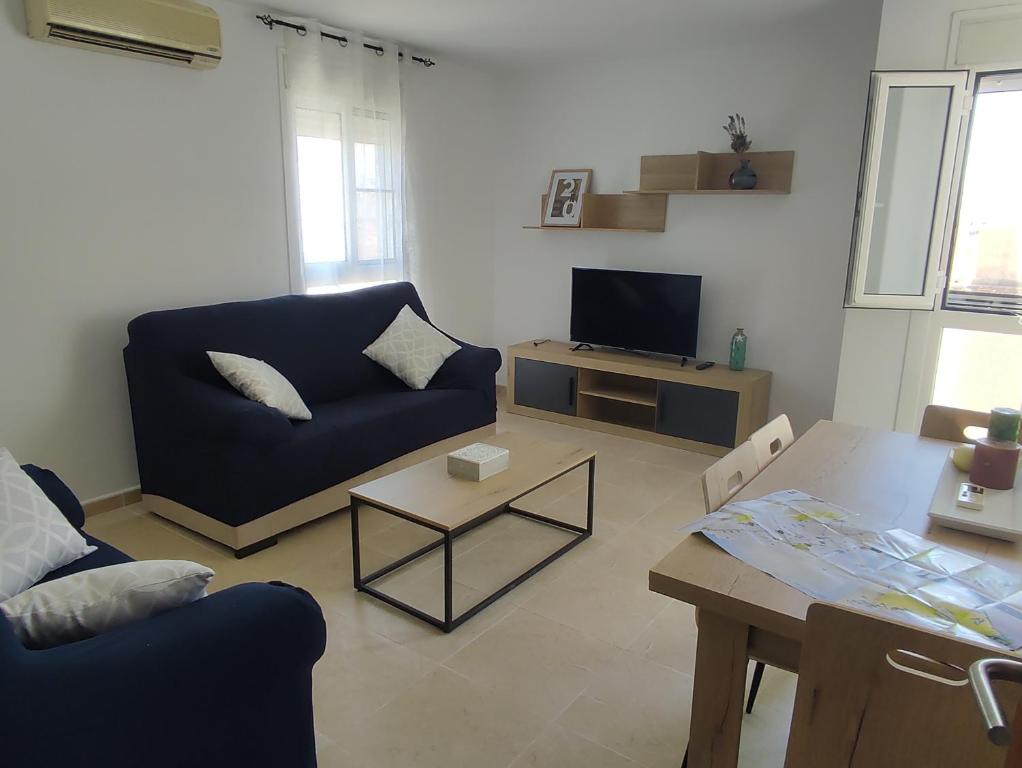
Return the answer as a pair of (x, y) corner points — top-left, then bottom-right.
(525, 193), (667, 232)
(577, 396), (656, 432)
(629, 150), (794, 195)
(577, 368), (658, 407)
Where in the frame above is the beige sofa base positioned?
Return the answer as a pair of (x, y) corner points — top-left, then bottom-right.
(143, 423), (498, 551)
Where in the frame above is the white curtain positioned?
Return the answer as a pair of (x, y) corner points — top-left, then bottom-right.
(281, 21), (405, 294)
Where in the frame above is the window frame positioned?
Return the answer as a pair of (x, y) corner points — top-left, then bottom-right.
(844, 70), (969, 311)
(277, 49), (405, 296)
(940, 67), (1022, 316)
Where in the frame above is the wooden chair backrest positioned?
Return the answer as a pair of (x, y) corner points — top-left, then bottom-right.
(749, 414), (794, 471)
(784, 603), (1022, 768)
(701, 441), (759, 514)
(920, 404), (990, 443)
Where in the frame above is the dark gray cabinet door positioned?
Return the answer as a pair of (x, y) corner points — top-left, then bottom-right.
(514, 359), (577, 416)
(655, 381), (738, 448)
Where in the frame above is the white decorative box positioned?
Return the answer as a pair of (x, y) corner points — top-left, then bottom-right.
(447, 443), (510, 481)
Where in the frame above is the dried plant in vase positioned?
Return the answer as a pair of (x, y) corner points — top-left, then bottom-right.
(722, 113), (757, 190)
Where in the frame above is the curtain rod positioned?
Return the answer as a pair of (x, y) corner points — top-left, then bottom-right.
(256, 14), (437, 68)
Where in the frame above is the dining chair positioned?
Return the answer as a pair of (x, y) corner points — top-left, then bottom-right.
(748, 414), (794, 471)
(701, 440), (760, 514)
(784, 603), (1022, 768)
(684, 441), (767, 768)
(920, 404), (990, 443)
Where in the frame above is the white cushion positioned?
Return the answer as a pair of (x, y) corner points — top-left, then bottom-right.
(207, 351), (312, 420)
(0, 560), (214, 649)
(0, 449), (96, 601)
(363, 305), (461, 390)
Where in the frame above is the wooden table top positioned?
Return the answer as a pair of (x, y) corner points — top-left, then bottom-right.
(649, 419), (1022, 641)
(349, 431), (595, 532)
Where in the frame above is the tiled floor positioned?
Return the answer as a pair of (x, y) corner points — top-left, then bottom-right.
(86, 405), (797, 767)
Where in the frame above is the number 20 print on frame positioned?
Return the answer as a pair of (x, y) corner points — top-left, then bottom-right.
(543, 169), (593, 227)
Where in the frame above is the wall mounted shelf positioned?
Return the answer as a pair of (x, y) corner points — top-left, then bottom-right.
(525, 149), (793, 233)
(626, 150), (794, 195)
(525, 192), (667, 233)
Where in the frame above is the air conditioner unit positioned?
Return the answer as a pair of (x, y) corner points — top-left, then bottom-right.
(24, 0), (222, 70)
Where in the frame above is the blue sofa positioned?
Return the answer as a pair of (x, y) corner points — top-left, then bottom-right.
(124, 282), (501, 556)
(1, 465), (326, 768)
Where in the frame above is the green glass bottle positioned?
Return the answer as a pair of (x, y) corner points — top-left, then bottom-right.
(729, 328), (747, 371)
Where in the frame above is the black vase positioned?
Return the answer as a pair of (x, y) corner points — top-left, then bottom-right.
(729, 158), (758, 190)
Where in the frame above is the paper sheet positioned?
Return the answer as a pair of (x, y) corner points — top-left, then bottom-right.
(681, 490), (1022, 650)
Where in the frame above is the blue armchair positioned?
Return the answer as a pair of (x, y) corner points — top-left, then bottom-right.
(1, 466), (326, 768)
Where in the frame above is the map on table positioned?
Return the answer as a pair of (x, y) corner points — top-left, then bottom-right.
(681, 490), (1022, 650)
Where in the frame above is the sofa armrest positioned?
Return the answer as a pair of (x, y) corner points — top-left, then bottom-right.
(174, 377), (295, 448)
(1, 582), (326, 767)
(21, 464), (85, 529)
(429, 340), (502, 396)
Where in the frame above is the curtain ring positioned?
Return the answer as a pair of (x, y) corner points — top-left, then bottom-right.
(375, 48), (384, 56)
(296, 26), (308, 37)
(338, 38), (348, 47)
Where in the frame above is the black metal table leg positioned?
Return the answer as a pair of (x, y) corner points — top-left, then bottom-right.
(587, 456), (596, 534)
(351, 497), (362, 590)
(444, 531), (453, 632)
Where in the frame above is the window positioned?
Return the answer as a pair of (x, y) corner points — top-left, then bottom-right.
(279, 30), (404, 295)
(945, 71), (1022, 312)
(932, 326), (1022, 412)
(844, 71), (967, 309)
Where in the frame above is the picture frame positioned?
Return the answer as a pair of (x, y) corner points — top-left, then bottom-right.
(543, 168), (593, 227)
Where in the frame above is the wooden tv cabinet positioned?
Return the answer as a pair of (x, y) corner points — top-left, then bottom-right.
(506, 341), (771, 457)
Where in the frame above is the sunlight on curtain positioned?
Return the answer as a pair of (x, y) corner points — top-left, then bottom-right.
(281, 22), (405, 295)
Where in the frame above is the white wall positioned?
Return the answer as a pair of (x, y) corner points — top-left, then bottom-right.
(489, 1), (884, 436)
(832, 0), (1022, 431)
(0, 0), (496, 500)
(404, 62), (497, 342)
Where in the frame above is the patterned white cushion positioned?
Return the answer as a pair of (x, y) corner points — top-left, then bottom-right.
(0, 449), (96, 601)
(0, 560), (214, 649)
(207, 351), (312, 420)
(363, 305), (462, 390)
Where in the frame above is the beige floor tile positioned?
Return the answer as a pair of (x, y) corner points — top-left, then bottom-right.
(511, 468), (588, 513)
(509, 724), (640, 768)
(557, 649), (692, 768)
(85, 403), (799, 767)
(347, 666), (547, 768)
(633, 485), (706, 539)
(313, 609), (437, 744)
(570, 525), (680, 585)
(444, 608), (616, 722)
(628, 600), (698, 675)
(451, 522), (578, 596)
(363, 516), (443, 559)
(522, 567), (669, 649)
(738, 668), (798, 768)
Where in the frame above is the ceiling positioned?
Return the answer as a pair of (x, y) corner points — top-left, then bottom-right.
(238, 0), (844, 69)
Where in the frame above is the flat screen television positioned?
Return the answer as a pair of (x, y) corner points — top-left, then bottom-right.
(570, 268), (701, 357)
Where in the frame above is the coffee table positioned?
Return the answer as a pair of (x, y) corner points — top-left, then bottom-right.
(349, 432), (596, 632)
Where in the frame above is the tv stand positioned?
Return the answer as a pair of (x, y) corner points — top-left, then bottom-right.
(570, 343), (594, 352)
(507, 341), (771, 457)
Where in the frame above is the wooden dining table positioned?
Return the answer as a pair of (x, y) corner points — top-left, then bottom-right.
(649, 419), (1022, 768)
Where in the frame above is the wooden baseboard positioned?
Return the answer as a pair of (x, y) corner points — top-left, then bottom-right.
(83, 487), (142, 517)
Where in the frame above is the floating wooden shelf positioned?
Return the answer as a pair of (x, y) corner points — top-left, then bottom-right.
(626, 150), (794, 195)
(525, 192), (667, 233)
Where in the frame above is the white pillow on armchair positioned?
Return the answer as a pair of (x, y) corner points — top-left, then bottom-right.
(0, 448), (96, 601)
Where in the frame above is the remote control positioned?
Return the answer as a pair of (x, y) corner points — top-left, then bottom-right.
(695, 361), (715, 371)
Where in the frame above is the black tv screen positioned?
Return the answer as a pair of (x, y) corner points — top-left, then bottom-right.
(570, 268), (701, 357)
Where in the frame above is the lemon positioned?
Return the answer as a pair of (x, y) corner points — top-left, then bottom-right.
(952, 443), (975, 473)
